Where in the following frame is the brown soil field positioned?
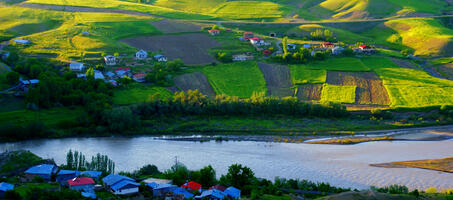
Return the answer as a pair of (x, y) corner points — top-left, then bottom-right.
(257, 63), (294, 97)
(150, 19), (204, 33)
(122, 33), (221, 65)
(296, 84), (323, 101)
(326, 71), (390, 105)
(437, 64), (453, 80)
(390, 58), (419, 69)
(173, 72), (216, 97)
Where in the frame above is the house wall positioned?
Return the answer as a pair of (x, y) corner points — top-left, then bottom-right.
(71, 184), (94, 191)
(114, 187), (138, 195)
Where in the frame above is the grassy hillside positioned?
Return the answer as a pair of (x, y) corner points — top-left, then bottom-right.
(209, 1), (288, 20)
(293, 57), (370, 72)
(289, 65), (326, 85)
(114, 83), (173, 105)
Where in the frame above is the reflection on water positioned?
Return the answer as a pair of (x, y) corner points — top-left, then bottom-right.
(1, 137), (452, 190)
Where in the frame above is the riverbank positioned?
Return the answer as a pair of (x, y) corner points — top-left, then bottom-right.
(370, 157), (453, 173)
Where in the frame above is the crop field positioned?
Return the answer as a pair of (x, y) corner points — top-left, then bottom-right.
(209, 31), (256, 55)
(257, 62), (294, 97)
(289, 65), (326, 85)
(198, 61), (267, 98)
(296, 84), (323, 101)
(326, 71), (390, 105)
(321, 84), (356, 104)
(173, 72), (216, 97)
(122, 33), (220, 65)
(149, 19), (203, 33)
(361, 56), (453, 107)
(113, 83), (173, 105)
(209, 1), (288, 20)
(293, 57), (370, 72)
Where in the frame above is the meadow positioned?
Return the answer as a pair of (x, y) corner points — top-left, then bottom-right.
(289, 65), (326, 85)
(113, 83), (173, 105)
(320, 84), (356, 103)
(292, 57), (370, 72)
(0, 107), (84, 127)
(197, 61), (267, 98)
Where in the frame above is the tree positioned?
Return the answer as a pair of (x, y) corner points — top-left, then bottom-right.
(85, 67), (94, 79)
(192, 165), (216, 187)
(164, 162), (190, 186)
(212, 25), (220, 30)
(401, 49), (411, 57)
(113, 52), (120, 57)
(282, 36), (288, 55)
(6, 71), (19, 84)
(220, 164), (255, 190)
(5, 51), (19, 65)
(95, 64), (105, 71)
(101, 107), (140, 132)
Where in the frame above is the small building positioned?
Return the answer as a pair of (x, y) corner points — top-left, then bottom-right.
(287, 43), (297, 50)
(181, 181), (201, 192)
(104, 55), (117, 66)
(143, 178), (172, 185)
(68, 177), (95, 192)
(108, 80), (118, 87)
(269, 32), (277, 37)
(224, 186), (241, 200)
(69, 62), (85, 72)
(263, 50), (271, 56)
(332, 46), (345, 55)
(80, 171), (102, 180)
(208, 29), (220, 36)
(303, 44), (311, 49)
(322, 42), (335, 49)
(94, 70), (105, 80)
(209, 184), (226, 192)
(102, 174), (139, 195)
(77, 73), (86, 79)
(135, 50), (148, 60)
(24, 164), (58, 182)
(243, 32), (254, 40)
(225, 28), (232, 32)
(13, 39), (31, 45)
(359, 44), (376, 54)
(82, 31), (90, 36)
(195, 189), (225, 200)
(250, 37), (264, 46)
(232, 54), (254, 61)
(105, 71), (115, 79)
(149, 183), (177, 197)
(171, 187), (194, 199)
(56, 170), (80, 185)
(154, 54), (168, 62)
(0, 182), (14, 198)
(81, 192), (97, 199)
(115, 67), (131, 77)
(133, 73), (146, 82)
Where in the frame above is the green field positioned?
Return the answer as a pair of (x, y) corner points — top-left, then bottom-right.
(114, 83), (173, 105)
(0, 107), (84, 127)
(289, 65), (326, 85)
(198, 61), (267, 98)
(321, 84), (356, 103)
(295, 57), (370, 72)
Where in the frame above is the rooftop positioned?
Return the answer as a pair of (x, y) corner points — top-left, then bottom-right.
(25, 164), (56, 175)
(68, 177), (95, 186)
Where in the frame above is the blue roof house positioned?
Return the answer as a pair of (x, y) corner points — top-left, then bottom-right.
(81, 191), (97, 199)
(225, 186), (241, 199)
(154, 54), (168, 62)
(150, 183), (177, 197)
(80, 171), (102, 180)
(171, 187), (194, 199)
(0, 182), (14, 198)
(56, 170), (80, 185)
(25, 164), (58, 182)
(102, 174), (139, 195)
(195, 189), (226, 200)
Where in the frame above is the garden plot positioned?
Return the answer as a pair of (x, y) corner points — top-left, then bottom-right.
(122, 33), (220, 65)
(326, 71), (390, 105)
(257, 63), (294, 98)
(296, 84), (323, 101)
(173, 72), (216, 97)
(390, 58), (419, 69)
(149, 19), (203, 33)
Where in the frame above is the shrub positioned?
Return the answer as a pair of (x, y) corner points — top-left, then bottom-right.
(426, 187), (438, 193)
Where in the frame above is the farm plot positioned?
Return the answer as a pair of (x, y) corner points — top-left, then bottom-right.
(326, 71), (390, 105)
(149, 19), (203, 33)
(258, 63), (294, 98)
(321, 84), (356, 104)
(122, 33), (220, 65)
(173, 72), (216, 97)
(300, 57), (370, 72)
(296, 84), (323, 101)
(113, 83), (173, 105)
(390, 58), (419, 69)
(289, 65), (326, 85)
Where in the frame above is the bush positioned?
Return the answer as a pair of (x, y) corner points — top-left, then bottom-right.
(426, 187), (438, 193)
(215, 52), (233, 63)
(6, 71), (20, 84)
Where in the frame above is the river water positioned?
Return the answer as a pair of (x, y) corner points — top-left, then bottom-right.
(1, 137), (452, 190)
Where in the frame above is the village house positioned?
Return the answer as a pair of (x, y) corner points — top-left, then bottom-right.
(24, 164), (58, 182)
(105, 71), (115, 79)
(233, 54), (254, 61)
(68, 177), (95, 192)
(181, 181), (202, 192)
(69, 62), (85, 72)
(263, 50), (272, 56)
(20, 79), (40, 88)
(104, 55), (117, 65)
(154, 54), (168, 62)
(243, 32), (254, 40)
(269, 32), (277, 37)
(225, 28), (232, 32)
(94, 70), (105, 80)
(133, 73), (146, 82)
(56, 170), (80, 185)
(225, 186), (241, 200)
(80, 171), (102, 180)
(287, 43), (297, 50)
(332, 46), (345, 55)
(359, 44), (376, 54)
(102, 174), (139, 195)
(208, 29), (220, 36)
(77, 73), (86, 79)
(209, 184), (226, 192)
(322, 42), (335, 49)
(195, 189), (226, 200)
(108, 80), (118, 87)
(135, 50), (148, 60)
(13, 39), (31, 45)
(115, 67), (131, 77)
(148, 183), (177, 197)
(143, 178), (172, 185)
(0, 182), (14, 198)
(82, 31), (90, 36)
(250, 37), (265, 46)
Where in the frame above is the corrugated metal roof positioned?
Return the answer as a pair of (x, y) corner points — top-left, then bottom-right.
(102, 174), (134, 186)
(25, 164), (56, 175)
(57, 170), (79, 176)
(110, 180), (139, 191)
(0, 182), (14, 192)
(225, 186), (241, 198)
(80, 171), (102, 178)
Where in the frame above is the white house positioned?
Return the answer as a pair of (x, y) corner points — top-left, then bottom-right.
(232, 54), (254, 61)
(13, 39), (31, 45)
(94, 70), (105, 80)
(104, 55), (117, 66)
(332, 46), (345, 55)
(135, 50), (148, 60)
(69, 62), (85, 72)
(154, 54), (167, 62)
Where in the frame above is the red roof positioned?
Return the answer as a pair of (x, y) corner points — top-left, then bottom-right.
(225, 28), (232, 31)
(250, 37), (261, 41)
(181, 181), (202, 191)
(323, 42), (333, 45)
(209, 29), (220, 33)
(133, 73), (146, 77)
(263, 50), (271, 54)
(115, 67), (130, 71)
(360, 44), (371, 49)
(67, 177), (94, 186)
(244, 32), (253, 35)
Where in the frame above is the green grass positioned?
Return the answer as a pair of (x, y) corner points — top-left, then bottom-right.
(361, 56), (453, 107)
(0, 107), (84, 127)
(321, 84), (356, 103)
(430, 57), (453, 65)
(261, 194), (293, 200)
(113, 83), (173, 105)
(289, 65), (326, 85)
(298, 57), (370, 72)
(0, 150), (44, 175)
(14, 183), (60, 198)
(289, 24), (372, 44)
(197, 61), (267, 98)
(153, 0), (225, 13)
(209, 1), (288, 20)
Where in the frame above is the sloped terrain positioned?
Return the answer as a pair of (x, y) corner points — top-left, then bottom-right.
(173, 72), (216, 97)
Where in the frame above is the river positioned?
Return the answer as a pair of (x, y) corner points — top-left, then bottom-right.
(1, 137), (452, 190)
